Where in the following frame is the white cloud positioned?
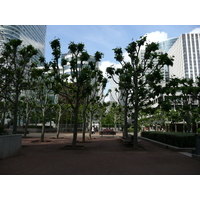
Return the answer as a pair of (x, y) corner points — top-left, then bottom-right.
(145, 31), (168, 43)
(99, 61), (113, 78)
(190, 28), (200, 33)
(99, 61), (121, 78)
(123, 51), (131, 63)
(99, 61), (121, 102)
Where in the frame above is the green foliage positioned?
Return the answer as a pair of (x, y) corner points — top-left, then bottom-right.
(107, 36), (174, 142)
(49, 39), (107, 146)
(160, 77), (200, 133)
(0, 125), (4, 134)
(141, 131), (196, 147)
(0, 39), (39, 134)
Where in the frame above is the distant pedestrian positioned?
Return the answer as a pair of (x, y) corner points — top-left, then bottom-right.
(92, 126), (95, 134)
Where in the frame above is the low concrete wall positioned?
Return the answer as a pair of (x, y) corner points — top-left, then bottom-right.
(0, 135), (22, 159)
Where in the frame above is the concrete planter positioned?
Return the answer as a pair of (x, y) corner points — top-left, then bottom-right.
(0, 134), (22, 159)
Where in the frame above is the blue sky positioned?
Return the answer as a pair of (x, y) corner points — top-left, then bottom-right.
(45, 25), (200, 64)
(45, 25), (200, 99)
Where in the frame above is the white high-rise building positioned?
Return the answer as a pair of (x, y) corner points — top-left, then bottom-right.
(168, 33), (200, 82)
(61, 52), (98, 74)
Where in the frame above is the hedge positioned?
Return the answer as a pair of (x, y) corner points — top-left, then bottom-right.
(141, 131), (196, 148)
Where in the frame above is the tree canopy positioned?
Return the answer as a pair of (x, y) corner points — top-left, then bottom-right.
(107, 36), (174, 148)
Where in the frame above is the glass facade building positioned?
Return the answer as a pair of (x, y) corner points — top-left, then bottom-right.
(159, 37), (178, 53)
(168, 33), (200, 82)
(158, 37), (178, 81)
(0, 25), (46, 61)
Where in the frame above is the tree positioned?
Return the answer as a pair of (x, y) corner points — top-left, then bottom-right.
(107, 36), (174, 149)
(55, 99), (71, 139)
(49, 39), (105, 147)
(160, 77), (200, 133)
(19, 91), (37, 137)
(31, 63), (56, 142)
(0, 39), (38, 134)
(101, 101), (123, 130)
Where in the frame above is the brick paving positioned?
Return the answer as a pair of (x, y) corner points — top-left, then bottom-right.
(0, 133), (200, 175)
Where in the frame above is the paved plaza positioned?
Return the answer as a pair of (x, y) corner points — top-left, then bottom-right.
(0, 132), (200, 175)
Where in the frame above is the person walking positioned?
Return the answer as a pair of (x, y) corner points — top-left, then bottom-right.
(92, 126), (95, 134)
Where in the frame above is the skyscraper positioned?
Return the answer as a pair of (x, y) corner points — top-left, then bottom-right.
(0, 25), (46, 61)
(61, 52), (98, 75)
(168, 33), (200, 82)
(159, 37), (178, 53)
(158, 37), (178, 81)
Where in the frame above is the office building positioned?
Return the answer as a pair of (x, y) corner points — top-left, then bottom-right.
(61, 52), (99, 75)
(0, 25), (46, 61)
(157, 37), (178, 81)
(159, 37), (178, 53)
(168, 33), (200, 82)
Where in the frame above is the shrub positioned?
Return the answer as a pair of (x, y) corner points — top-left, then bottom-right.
(128, 127), (134, 132)
(141, 131), (196, 147)
(0, 125), (4, 134)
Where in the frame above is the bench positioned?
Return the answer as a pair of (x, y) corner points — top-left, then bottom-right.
(99, 129), (116, 137)
(122, 134), (134, 144)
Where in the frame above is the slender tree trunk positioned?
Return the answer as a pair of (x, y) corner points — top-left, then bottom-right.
(72, 104), (79, 147)
(89, 112), (93, 139)
(82, 113), (86, 142)
(123, 93), (128, 138)
(12, 90), (19, 134)
(133, 80), (139, 149)
(41, 108), (46, 142)
(24, 112), (30, 138)
(56, 105), (62, 138)
(114, 113), (117, 131)
(186, 109), (191, 133)
(133, 106), (139, 149)
(1, 110), (6, 129)
(99, 114), (102, 132)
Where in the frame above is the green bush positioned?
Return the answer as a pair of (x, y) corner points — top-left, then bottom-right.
(141, 131), (196, 147)
(0, 125), (4, 134)
(28, 125), (52, 128)
(128, 127), (134, 132)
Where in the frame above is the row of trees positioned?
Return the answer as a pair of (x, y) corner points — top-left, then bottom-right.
(0, 38), (108, 147)
(1, 35), (200, 149)
(158, 77), (200, 133)
(107, 36), (200, 149)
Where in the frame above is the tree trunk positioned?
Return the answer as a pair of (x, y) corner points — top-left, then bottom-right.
(56, 105), (62, 138)
(175, 124), (177, 132)
(24, 112), (30, 138)
(133, 106), (139, 149)
(41, 108), (46, 142)
(186, 109), (191, 133)
(82, 114), (87, 142)
(72, 104), (79, 147)
(88, 112), (93, 139)
(114, 113), (117, 131)
(24, 102), (30, 138)
(123, 93), (129, 138)
(12, 90), (19, 134)
(1, 110), (6, 129)
(133, 81), (139, 149)
(99, 115), (102, 132)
